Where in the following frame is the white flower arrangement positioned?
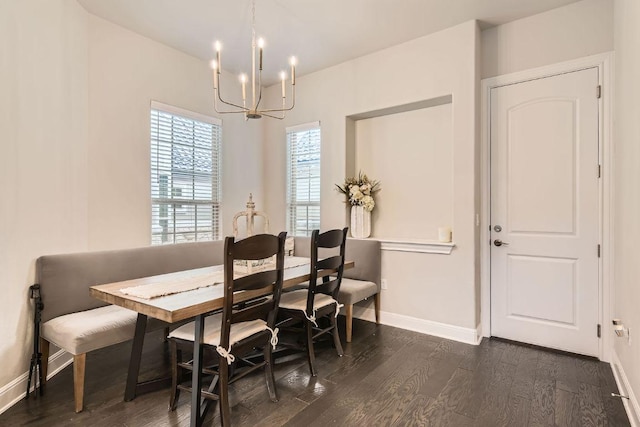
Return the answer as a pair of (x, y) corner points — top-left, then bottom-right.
(335, 172), (381, 212)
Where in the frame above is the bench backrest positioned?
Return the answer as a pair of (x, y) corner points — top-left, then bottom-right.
(37, 240), (224, 323)
(293, 237), (381, 289)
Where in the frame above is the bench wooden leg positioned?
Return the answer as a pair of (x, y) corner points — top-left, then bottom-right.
(73, 353), (86, 413)
(40, 338), (50, 390)
(374, 293), (381, 324)
(345, 304), (353, 343)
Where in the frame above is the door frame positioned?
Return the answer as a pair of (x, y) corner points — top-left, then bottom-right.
(480, 52), (614, 361)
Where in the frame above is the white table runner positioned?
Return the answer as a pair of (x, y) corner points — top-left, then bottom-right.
(119, 256), (310, 299)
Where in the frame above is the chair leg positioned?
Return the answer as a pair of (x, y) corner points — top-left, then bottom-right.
(219, 358), (231, 427)
(305, 321), (317, 377)
(40, 338), (50, 390)
(73, 353), (86, 413)
(374, 293), (381, 324)
(345, 304), (353, 343)
(330, 314), (344, 357)
(169, 339), (181, 411)
(263, 344), (278, 402)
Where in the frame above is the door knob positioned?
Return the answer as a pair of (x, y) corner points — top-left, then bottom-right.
(494, 239), (509, 247)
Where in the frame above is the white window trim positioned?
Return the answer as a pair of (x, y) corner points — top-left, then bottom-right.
(285, 120), (320, 134)
(150, 100), (222, 126)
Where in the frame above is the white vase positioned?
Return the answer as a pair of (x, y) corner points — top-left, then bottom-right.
(350, 205), (371, 238)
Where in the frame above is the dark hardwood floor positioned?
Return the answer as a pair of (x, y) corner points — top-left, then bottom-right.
(2, 318), (630, 426)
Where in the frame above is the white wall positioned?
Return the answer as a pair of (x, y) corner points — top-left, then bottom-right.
(355, 104), (454, 241)
(482, 0), (613, 78)
(262, 21), (480, 330)
(0, 0), (89, 403)
(613, 0), (640, 422)
(87, 15), (264, 250)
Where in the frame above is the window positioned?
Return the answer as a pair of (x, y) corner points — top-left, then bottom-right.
(150, 101), (222, 245)
(286, 122), (321, 236)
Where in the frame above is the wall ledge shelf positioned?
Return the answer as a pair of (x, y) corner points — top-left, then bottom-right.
(373, 238), (456, 255)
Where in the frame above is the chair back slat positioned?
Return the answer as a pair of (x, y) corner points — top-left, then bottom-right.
(317, 255), (342, 271)
(233, 234), (281, 260)
(232, 300), (272, 324)
(317, 229), (345, 248)
(315, 277), (340, 296)
(233, 270), (279, 292)
(219, 232), (287, 349)
(306, 227), (348, 315)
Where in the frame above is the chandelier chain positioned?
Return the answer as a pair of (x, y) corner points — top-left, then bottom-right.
(251, 0), (256, 48)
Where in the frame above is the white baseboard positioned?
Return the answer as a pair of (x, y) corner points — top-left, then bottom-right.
(0, 349), (73, 415)
(611, 350), (640, 427)
(349, 304), (482, 345)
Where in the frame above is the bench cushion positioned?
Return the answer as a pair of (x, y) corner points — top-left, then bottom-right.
(42, 305), (139, 355)
(337, 278), (378, 305)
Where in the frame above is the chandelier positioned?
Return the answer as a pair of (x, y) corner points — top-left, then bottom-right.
(211, 0), (296, 120)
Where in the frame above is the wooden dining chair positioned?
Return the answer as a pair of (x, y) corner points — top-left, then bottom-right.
(167, 232), (286, 425)
(277, 228), (348, 376)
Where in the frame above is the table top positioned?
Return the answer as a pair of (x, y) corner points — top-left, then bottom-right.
(90, 260), (353, 323)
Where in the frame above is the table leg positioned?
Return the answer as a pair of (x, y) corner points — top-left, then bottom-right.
(190, 314), (205, 427)
(124, 313), (147, 401)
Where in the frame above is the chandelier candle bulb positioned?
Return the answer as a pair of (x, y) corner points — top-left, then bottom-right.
(280, 71), (286, 97)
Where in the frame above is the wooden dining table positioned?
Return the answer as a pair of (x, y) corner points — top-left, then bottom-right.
(90, 258), (353, 427)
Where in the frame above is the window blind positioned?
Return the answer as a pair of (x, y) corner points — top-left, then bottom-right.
(286, 122), (321, 236)
(150, 102), (222, 245)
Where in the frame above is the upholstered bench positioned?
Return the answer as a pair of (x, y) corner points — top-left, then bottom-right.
(37, 240), (224, 412)
(293, 237), (381, 342)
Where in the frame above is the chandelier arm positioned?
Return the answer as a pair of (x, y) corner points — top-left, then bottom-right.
(257, 104), (294, 113)
(215, 88), (249, 112)
(214, 99), (249, 114)
(257, 82), (295, 113)
(260, 111), (285, 120)
(215, 110), (254, 115)
(257, 87), (295, 113)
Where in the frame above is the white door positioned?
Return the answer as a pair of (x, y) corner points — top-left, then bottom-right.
(490, 68), (600, 356)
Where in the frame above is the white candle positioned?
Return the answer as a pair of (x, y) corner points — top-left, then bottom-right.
(210, 60), (218, 89)
(289, 56), (296, 85)
(240, 74), (247, 101)
(280, 71), (286, 98)
(214, 41), (221, 70)
(438, 226), (452, 243)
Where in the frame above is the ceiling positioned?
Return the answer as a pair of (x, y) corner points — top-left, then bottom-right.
(78, 0), (582, 85)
